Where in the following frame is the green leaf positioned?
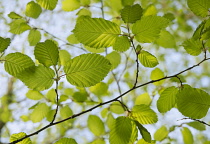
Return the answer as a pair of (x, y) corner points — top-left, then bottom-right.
(177, 87), (210, 119)
(110, 101), (125, 114)
(135, 121), (151, 143)
(26, 89), (43, 100)
(201, 27), (210, 40)
(10, 132), (32, 144)
(62, 0), (80, 11)
(150, 68), (165, 86)
(36, 0), (57, 10)
(154, 126), (168, 141)
(46, 109), (56, 122)
(34, 40), (59, 67)
(30, 103), (50, 122)
(155, 30), (176, 48)
(67, 34), (80, 44)
(46, 89), (56, 103)
(55, 138), (77, 144)
(5, 52), (35, 77)
(77, 8), (91, 17)
(143, 4), (157, 16)
(0, 37), (10, 52)
(105, 51), (121, 69)
(28, 29), (41, 46)
(187, 121), (206, 131)
(130, 105), (157, 124)
(64, 53), (111, 87)
(58, 50), (71, 66)
(181, 127), (194, 144)
(121, 0), (135, 6)
(192, 21), (205, 40)
(80, 0), (90, 6)
(9, 19), (31, 34)
(72, 91), (87, 102)
(132, 16), (169, 43)
(113, 36), (130, 52)
(187, 0), (210, 17)
(106, 113), (115, 129)
(137, 139), (156, 144)
(90, 82), (108, 96)
(88, 115), (105, 136)
(129, 121), (138, 144)
(73, 17), (121, 48)
(25, 1), (42, 18)
(157, 86), (178, 113)
(163, 13), (175, 21)
(90, 139), (105, 144)
(109, 117), (132, 144)
(8, 12), (22, 19)
(182, 39), (202, 56)
(121, 4), (143, 23)
(17, 65), (55, 91)
(60, 106), (73, 121)
(135, 93), (152, 106)
(138, 50), (159, 68)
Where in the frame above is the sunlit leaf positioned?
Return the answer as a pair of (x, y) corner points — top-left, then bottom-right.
(187, 0), (210, 17)
(90, 82), (108, 96)
(55, 138), (77, 144)
(28, 29), (41, 46)
(154, 126), (168, 141)
(113, 36), (130, 52)
(73, 17), (121, 48)
(58, 50), (71, 66)
(46, 89), (56, 103)
(90, 139), (105, 144)
(30, 103), (50, 122)
(36, 0), (57, 10)
(135, 121), (151, 143)
(8, 12), (22, 19)
(26, 89), (43, 100)
(157, 86), (178, 113)
(17, 65), (55, 91)
(10, 132), (32, 144)
(9, 19), (31, 34)
(121, 4), (143, 23)
(182, 39), (202, 56)
(5, 52), (35, 77)
(0, 37), (10, 53)
(106, 113), (115, 129)
(155, 30), (176, 48)
(64, 53), (111, 87)
(88, 115), (105, 136)
(181, 127), (194, 144)
(62, 0), (80, 11)
(187, 121), (206, 131)
(25, 1), (42, 18)
(110, 101), (125, 114)
(150, 68), (165, 86)
(135, 93), (152, 106)
(137, 139), (156, 144)
(177, 87), (210, 119)
(138, 50), (159, 68)
(143, 4), (157, 16)
(130, 105), (157, 124)
(67, 34), (80, 44)
(121, 0), (135, 6)
(72, 91), (87, 102)
(109, 117), (132, 144)
(132, 16), (169, 43)
(105, 51), (121, 69)
(34, 40), (59, 67)
(60, 105), (73, 122)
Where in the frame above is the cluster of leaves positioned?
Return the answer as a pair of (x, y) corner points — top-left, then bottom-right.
(0, 0), (210, 144)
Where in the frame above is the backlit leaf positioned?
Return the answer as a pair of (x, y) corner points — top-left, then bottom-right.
(9, 19), (31, 34)
(28, 29), (41, 46)
(135, 121), (151, 143)
(90, 82), (108, 96)
(130, 105), (157, 124)
(155, 30), (176, 48)
(150, 68), (165, 86)
(181, 127), (194, 144)
(154, 126), (168, 141)
(36, 0), (57, 10)
(17, 65), (55, 91)
(105, 51), (121, 69)
(135, 93), (152, 106)
(143, 4), (157, 16)
(30, 103), (50, 122)
(10, 132), (32, 144)
(26, 89), (43, 100)
(55, 138), (77, 144)
(177, 87), (210, 119)
(113, 36), (130, 52)
(64, 53), (111, 87)
(8, 12), (22, 19)
(58, 50), (71, 66)
(5, 52), (35, 77)
(34, 40), (59, 67)
(157, 86), (178, 113)
(109, 117), (132, 144)
(60, 105), (73, 121)
(110, 101), (125, 114)
(0, 37), (10, 52)
(25, 1), (42, 18)
(62, 0), (80, 11)
(132, 16), (169, 43)
(88, 115), (105, 136)
(187, 121), (206, 131)
(72, 91), (87, 102)
(187, 0), (210, 17)
(73, 17), (121, 48)
(121, 0), (135, 6)
(138, 50), (159, 68)
(121, 4), (143, 23)
(182, 39), (202, 56)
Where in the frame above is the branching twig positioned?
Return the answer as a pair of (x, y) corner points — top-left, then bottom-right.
(178, 117), (210, 127)
(9, 55), (210, 144)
